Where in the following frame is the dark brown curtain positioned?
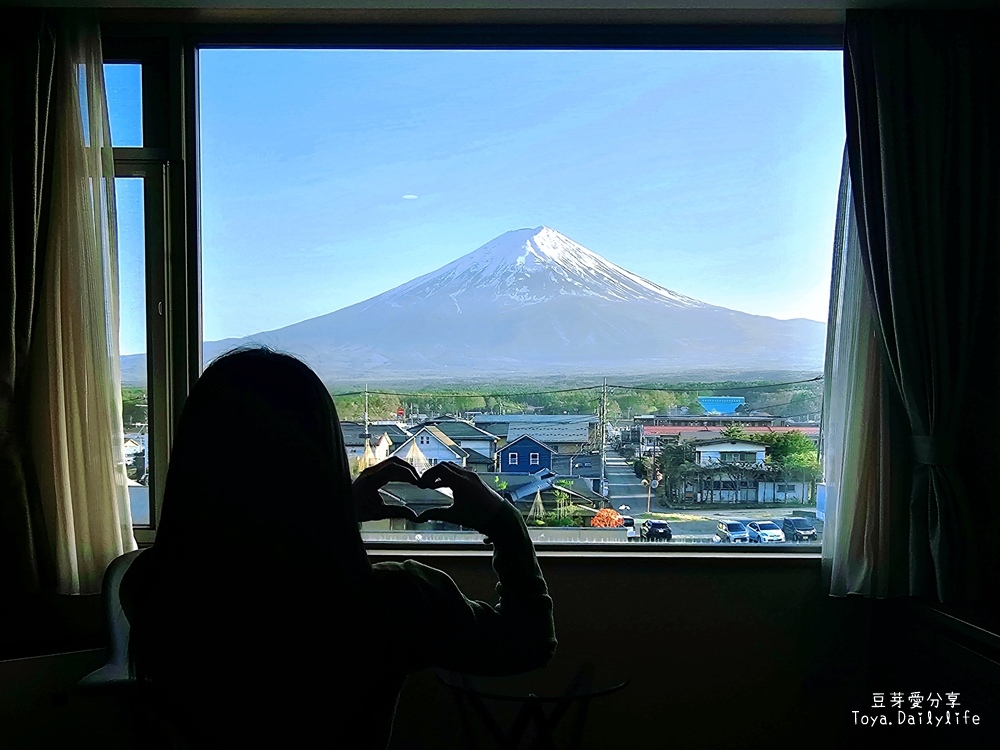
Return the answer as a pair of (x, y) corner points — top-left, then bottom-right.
(0, 10), (57, 593)
(845, 10), (1000, 603)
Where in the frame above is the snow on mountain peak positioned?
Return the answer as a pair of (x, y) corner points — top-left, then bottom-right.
(372, 226), (709, 310)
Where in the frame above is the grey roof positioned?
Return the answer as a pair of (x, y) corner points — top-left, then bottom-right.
(419, 419), (499, 442)
(475, 414), (596, 427)
(503, 434), (557, 453)
(479, 471), (555, 489)
(369, 422), (412, 444)
(693, 438), (768, 449)
(463, 448), (494, 465)
(339, 422), (385, 447)
(506, 422), (590, 444)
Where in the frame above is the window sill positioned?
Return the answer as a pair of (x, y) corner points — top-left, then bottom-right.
(366, 543), (822, 561)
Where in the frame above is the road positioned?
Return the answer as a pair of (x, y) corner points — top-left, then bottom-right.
(602, 454), (823, 543)
(604, 454), (650, 511)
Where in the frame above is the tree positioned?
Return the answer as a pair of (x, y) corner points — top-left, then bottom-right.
(659, 441), (694, 503)
(720, 423), (751, 442)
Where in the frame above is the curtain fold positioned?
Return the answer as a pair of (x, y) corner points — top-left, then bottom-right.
(842, 11), (1000, 603)
(30, 11), (136, 595)
(0, 10), (58, 594)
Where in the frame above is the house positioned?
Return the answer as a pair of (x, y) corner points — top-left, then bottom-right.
(415, 418), (498, 471)
(475, 414), (597, 452)
(389, 425), (468, 471)
(673, 439), (811, 504)
(641, 424), (821, 455)
(499, 435), (554, 474)
(338, 421), (393, 465)
(368, 420), (412, 447)
(3, 7), (998, 750)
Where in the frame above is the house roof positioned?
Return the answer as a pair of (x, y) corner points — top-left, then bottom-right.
(479, 471), (556, 490)
(475, 413), (596, 429)
(463, 448), (494, 465)
(339, 422), (386, 447)
(503, 434), (556, 453)
(392, 426), (468, 459)
(693, 439), (768, 450)
(506, 422), (590, 444)
(419, 419), (499, 442)
(641, 425), (820, 440)
(369, 422), (412, 444)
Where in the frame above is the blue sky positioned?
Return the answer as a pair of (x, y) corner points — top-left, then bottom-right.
(110, 50), (844, 354)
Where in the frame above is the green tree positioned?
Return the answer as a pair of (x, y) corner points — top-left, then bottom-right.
(720, 423), (751, 442)
(659, 441), (695, 503)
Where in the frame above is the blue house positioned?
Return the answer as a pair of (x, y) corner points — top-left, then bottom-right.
(500, 434), (554, 474)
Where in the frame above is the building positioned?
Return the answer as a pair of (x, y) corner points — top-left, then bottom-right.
(499, 435), (555, 474)
(637, 424), (821, 456)
(415, 418), (498, 471)
(339, 422), (393, 465)
(474, 414), (598, 451)
(390, 425), (469, 470)
(675, 439), (808, 504)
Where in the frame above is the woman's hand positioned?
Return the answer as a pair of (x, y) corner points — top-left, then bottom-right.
(352, 457), (422, 523)
(417, 462), (512, 533)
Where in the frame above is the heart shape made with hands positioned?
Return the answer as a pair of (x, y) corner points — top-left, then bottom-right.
(352, 457), (457, 524)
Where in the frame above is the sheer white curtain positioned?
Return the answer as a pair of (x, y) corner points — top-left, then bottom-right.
(30, 12), (136, 594)
(822, 149), (901, 598)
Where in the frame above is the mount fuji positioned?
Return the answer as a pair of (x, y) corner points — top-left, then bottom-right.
(121, 227), (825, 384)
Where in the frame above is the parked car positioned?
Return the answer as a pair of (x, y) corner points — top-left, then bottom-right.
(716, 520), (749, 543)
(621, 516), (638, 540)
(782, 517), (818, 542)
(747, 520), (786, 543)
(641, 519), (673, 542)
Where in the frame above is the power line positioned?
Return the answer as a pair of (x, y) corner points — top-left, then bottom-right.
(330, 375), (824, 400)
(330, 384), (603, 399)
(606, 375), (823, 393)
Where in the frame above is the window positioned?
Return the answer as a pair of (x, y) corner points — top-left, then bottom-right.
(103, 41), (177, 544)
(116, 26), (841, 549)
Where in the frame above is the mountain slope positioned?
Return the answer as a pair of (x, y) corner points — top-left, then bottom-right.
(122, 226), (825, 384)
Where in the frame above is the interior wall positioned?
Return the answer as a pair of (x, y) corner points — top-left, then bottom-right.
(0, 554), (882, 750)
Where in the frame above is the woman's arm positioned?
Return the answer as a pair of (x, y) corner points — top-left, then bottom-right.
(372, 464), (556, 676)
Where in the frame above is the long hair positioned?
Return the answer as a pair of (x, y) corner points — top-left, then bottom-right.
(122, 348), (370, 740)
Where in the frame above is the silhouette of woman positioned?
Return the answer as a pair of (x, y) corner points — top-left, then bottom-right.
(121, 348), (555, 749)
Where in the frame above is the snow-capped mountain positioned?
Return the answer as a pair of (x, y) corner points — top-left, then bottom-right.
(121, 226), (826, 384)
(374, 226), (708, 309)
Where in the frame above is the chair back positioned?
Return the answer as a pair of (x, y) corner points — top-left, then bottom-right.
(77, 549), (142, 690)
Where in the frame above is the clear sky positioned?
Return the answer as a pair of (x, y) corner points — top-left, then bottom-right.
(110, 49), (845, 353)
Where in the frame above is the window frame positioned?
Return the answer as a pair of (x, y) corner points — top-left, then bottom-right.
(105, 19), (839, 555)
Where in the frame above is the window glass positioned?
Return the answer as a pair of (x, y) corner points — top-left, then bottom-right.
(115, 176), (149, 525)
(104, 63), (143, 147)
(195, 49), (842, 545)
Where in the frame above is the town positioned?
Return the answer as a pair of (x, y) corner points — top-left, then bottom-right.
(123, 388), (823, 545)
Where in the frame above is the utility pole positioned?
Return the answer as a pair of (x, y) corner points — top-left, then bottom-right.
(363, 384), (370, 436)
(647, 450), (655, 514)
(600, 377), (608, 505)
